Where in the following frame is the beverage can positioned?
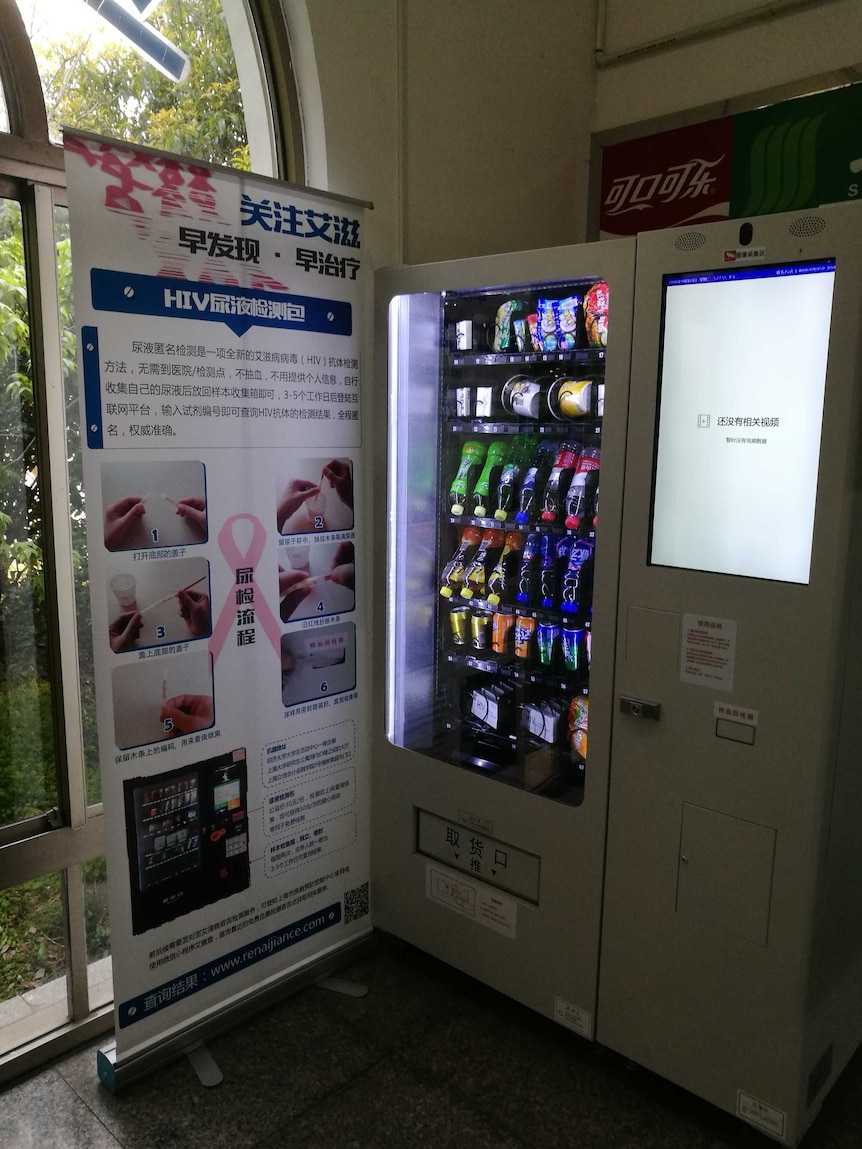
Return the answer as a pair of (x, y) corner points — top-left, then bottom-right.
(470, 609), (493, 650)
(561, 625), (584, 672)
(455, 387), (472, 417)
(586, 629), (592, 667)
(514, 614), (536, 660)
(449, 606), (471, 646)
(491, 611), (515, 655)
(537, 620), (561, 667)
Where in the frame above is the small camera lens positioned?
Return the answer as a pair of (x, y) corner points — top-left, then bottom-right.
(739, 222), (754, 245)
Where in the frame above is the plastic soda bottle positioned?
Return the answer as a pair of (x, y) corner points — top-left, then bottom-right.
(560, 538), (594, 616)
(449, 441), (487, 516)
(540, 443), (580, 524)
(515, 440), (556, 525)
(538, 532), (558, 609)
(515, 531), (542, 607)
(471, 441), (509, 517)
(486, 532), (525, 606)
(494, 436), (536, 522)
(539, 533), (573, 610)
(461, 528), (506, 600)
(439, 526), (483, 598)
(564, 447), (600, 530)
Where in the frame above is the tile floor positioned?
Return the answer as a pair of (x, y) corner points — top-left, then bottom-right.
(1, 932), (862, 1148)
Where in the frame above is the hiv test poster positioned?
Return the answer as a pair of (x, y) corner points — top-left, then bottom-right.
(64, 131), (370, 1060)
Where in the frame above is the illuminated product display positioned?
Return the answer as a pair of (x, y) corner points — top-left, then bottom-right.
(124, 749), (249, 935)
(388, 280), (609, 803)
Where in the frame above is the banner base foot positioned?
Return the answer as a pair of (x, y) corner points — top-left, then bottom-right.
(185, 1042), (223, 1087)
(316, 976), (368, 998)
(97, 1042), (117, 1094)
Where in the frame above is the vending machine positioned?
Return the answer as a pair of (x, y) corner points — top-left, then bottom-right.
(123, 748), (250, 935)
(597, 203), (862, 1144)
(371, 241), (634, 1029)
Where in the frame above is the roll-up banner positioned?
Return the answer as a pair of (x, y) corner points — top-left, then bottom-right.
(63, 130), (371, 1077)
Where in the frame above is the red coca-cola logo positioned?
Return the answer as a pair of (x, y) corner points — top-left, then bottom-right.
(600, 118), (733, 236)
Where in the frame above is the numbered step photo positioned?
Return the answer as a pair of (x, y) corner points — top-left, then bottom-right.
(102, 458), (208, 550)
(281, 622), (356, 707)
(276, 457), (353, 535)
(112, 650), (214, 751)
(278, 539), (355, 622)
(107, 556), (211, 652)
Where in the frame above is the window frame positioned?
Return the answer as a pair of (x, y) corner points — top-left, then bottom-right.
(0, 0), (300, 1081)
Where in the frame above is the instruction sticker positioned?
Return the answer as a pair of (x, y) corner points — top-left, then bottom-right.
(425, 864), (516, 939)
(737, 1090), (786, 1137)
(554, 997), (592, 1038)
(713, 701), (758, 726)
(681, 613), (736, 691)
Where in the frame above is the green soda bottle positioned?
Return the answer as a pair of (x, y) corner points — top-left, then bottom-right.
(471, 441), (509, 517)
(449, 440), (486, 516)
(493, 436), (536, 522)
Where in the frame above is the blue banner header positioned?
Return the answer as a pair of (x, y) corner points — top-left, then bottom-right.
(90, 269), (352, 338)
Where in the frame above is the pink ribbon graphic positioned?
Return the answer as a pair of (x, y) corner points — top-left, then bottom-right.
(209, 513), (282, 666)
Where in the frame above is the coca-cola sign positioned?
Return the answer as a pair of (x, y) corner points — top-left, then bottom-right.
(600, 117), (733, 237)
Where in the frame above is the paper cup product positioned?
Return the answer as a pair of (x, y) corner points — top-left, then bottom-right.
(550, 378), (592, 419)
(288, 546), (311, 572)
(110, 573), (137, 609)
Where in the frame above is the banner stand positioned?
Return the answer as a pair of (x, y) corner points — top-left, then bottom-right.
(316, 976), (368, 998)
(185, 1044), (223, 1087)
(96, 932), (373, 1093)
(63, 129), (375, 1095)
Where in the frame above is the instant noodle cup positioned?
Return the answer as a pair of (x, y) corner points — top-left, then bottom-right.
(550, 378), (592, 419)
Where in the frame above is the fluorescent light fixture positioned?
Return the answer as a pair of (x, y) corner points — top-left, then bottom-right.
(82, 0), (191, 83)
(127, 0), (164, 15)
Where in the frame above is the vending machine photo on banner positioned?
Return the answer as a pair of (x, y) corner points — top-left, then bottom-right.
(62, 130), (370, 1077)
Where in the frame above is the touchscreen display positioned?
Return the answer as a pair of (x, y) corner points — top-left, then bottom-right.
(650, 260), (835, 583)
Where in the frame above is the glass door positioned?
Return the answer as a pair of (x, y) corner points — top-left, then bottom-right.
(388, 278), (610, 805)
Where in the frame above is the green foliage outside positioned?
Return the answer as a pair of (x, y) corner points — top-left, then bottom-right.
(38, 0), (251, 169)
(0, 857), (109, 999)
(0, 0), (249, 1000)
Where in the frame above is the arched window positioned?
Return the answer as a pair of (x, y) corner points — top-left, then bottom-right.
(0, 0), (300, 1079)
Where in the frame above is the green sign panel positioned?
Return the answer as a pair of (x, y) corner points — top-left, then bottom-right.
(730, 83), (862, 217)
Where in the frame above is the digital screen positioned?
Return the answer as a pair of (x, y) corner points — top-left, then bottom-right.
(650, 260), (836, 583)
(213, 778), (241, 813)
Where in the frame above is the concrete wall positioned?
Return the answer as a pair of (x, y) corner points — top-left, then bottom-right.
(297, 0), (596, 269)
(594, 0), (862, 137)
(287, 0), (862, 265)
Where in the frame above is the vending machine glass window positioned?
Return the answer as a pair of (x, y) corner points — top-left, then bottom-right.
(650, 259), (836, 583)
(388, 281), (609, 804)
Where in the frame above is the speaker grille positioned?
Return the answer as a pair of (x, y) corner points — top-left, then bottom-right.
(789, 215), (826, 238)
(674, 231), (706, 252)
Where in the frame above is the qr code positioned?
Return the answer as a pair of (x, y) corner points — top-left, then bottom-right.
(343, 881), (370, 924)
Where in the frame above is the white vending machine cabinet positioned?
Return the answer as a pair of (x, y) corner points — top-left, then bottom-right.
(598, 203), (862, 1145)
(372, 241), (635, 1028)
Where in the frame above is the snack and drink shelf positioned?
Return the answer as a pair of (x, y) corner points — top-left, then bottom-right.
(449, 348), (606, 369)
(397, 277), (609, 804)
(446, 649), (589, 694)
(448, 421), (602, 438)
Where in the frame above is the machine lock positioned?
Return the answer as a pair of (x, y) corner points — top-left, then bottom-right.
(619, 696), (661, 720)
